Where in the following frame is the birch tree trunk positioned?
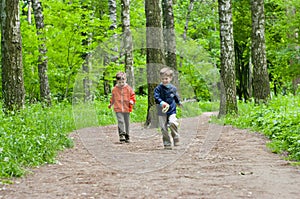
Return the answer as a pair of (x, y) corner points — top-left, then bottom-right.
(251, 0), (270, 104)
(218, 0), (238, 115)
(108, 0), (117, 30)
(28, 0), (32, 23)
(179, 0), (195, 68)
(162, 0), (178, 88)
(1, 0), (25, 111)
(32, 0), (52, 106)
(145, 0), (165, 127)
(121, 0), (135, 90)
(103, 0), (118, 95)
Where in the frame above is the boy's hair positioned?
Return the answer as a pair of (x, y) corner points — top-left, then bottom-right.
(160, 67), (173, 77)
(116, 72), (126, 80)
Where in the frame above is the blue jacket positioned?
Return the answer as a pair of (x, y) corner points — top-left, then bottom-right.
(154, 83), (181, 116)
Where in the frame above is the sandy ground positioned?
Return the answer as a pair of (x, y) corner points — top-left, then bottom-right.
(1, 112), (300, 199)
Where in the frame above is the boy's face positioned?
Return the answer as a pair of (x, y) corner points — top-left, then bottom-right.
(161, 75), (172, 86)
(117, 78), (126, 87)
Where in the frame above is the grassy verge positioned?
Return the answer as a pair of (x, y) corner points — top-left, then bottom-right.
(223, 94), (300, 162)
(0, 102), (75, 178)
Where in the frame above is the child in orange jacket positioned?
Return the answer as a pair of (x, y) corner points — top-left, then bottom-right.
(108, 72), (136, 143)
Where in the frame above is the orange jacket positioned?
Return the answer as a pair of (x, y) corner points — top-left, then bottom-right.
(110, 84), (136, 113)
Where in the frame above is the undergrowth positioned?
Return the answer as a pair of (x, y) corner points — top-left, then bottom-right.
(224, 94), (300, 162)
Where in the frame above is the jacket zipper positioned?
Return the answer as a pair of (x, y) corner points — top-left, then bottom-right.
(121, 87), (124, 112)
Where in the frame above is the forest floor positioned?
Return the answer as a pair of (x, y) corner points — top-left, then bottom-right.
(1, 112), (300, 199)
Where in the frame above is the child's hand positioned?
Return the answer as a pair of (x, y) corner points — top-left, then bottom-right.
(161, 102), (170, 113)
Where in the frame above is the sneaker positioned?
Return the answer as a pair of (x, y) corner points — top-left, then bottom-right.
(125, 139), (130, 143)
(164, 145), (172, 150)
(174, 138), (180, 146)
(119, 135), (126, 142)
(125, 134), (130, 143)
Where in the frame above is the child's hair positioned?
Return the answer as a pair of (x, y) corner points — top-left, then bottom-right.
(160, 67), (173, 77)
(116, 71), (126, 80)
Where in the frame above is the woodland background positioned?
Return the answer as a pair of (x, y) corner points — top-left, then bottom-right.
(0, 0), (299, 178)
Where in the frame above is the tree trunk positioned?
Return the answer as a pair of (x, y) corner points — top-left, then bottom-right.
(218, 0), (238, 115)
(32, 0), (52, 106)
(179, 0), (195, 69)
(218, 78), (226, 117)
(234, 42), (251, 101)
(103, 0), (118, 96)
(121, 0), (135, 90)
(162, 0), (178, 88)
(251, 0), (270, 104)
(145, 0), (165, 128)
(1, 0), (26, 112)
(108, 0), (117, 30)
(27, 0), (32, 23)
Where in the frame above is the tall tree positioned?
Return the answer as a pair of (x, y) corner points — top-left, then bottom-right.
(218, 0), (238, 116)
(251, 0), (270, 104)
(81, 1), (93, 102)
(145, 0), (165, 127)
(103, 0), (118, 95)
(32, 0), (52, 106)
(121, 0), (135, 90)
(179, 0), (195, 68)
(27, 0), (32, 23)
(162, 0), (178, 88)
(1, 0), (26, 111)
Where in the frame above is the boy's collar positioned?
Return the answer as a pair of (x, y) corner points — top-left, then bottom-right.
(160, 83), (171, 88)
(117, 83), (127, 87)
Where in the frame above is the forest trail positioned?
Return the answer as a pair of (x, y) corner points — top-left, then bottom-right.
(1, 112), (300, 199)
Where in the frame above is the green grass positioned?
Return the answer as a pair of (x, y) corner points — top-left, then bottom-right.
(224, 94), (300, 162)
(0, 102), (75, 178)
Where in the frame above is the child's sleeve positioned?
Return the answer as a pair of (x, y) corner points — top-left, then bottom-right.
(154, 86), (163, 104)
(130, 87), (136, 104)
(173, 86), (181, 104)
(110, 88), (115, 105)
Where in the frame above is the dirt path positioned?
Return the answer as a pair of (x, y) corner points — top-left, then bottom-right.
(1, 112), (300, 199)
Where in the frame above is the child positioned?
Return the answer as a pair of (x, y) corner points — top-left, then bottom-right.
(154, 67), (182, 149)
(108, 72), (136, 143)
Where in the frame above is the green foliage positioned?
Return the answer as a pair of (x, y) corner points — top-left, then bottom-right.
(21, 0), (112, 102)
(224, 95), (300, 161)
(264, 0), (300, 91)
(177, 38), (219, 101)
(0, 102), (75, 178)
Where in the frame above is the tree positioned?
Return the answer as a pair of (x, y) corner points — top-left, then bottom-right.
(162, 0), (178, 88)
(251, 0), (270, 104)
(218, 0), (238, 116)
(179, 0), (195, 69)
(121, 0), (135, 90)
(232, 0), (252, 101)
(103, 0), (118, 96)
(80, 1), (93, 102)
(32, 0), (52, 106)
(1, 0), (26, 111)
(145, 0), (165, 127)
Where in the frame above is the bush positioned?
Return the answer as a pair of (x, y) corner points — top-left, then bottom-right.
(224, 95), (300, 161)
(0, 103), (75, 178)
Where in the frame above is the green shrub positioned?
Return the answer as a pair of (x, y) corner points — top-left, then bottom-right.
(224, 95), (300, 161)
(0, 103), (75, 178)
